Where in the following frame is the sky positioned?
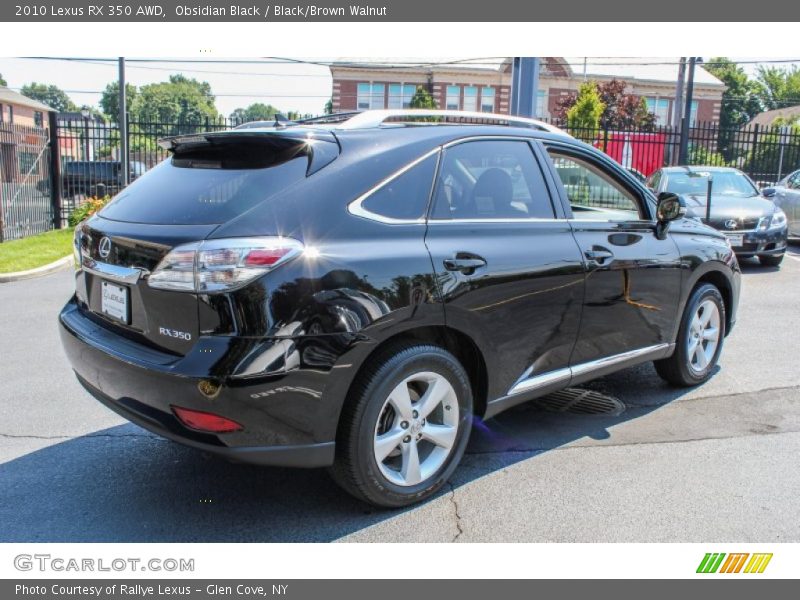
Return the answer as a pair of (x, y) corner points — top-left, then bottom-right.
(0, 57), (334, 116)
(0, 57), (798, 118)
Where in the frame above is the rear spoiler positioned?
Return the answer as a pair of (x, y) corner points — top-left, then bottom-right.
(158, 129), (340, 176)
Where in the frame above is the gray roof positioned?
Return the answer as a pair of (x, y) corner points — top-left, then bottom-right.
(748, 105), (800, 127)
(0, 87), (55, 112)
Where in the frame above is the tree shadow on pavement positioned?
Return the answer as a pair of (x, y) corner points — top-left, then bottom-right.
(0, 361), (707, 542)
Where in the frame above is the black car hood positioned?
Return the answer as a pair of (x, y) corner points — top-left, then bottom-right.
(681, 193), (776, 219)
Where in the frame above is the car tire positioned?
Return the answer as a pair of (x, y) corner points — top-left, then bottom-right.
(654, 283), (726, 387)
(329, 343), (473, 508)
(758, 253), (784, 267)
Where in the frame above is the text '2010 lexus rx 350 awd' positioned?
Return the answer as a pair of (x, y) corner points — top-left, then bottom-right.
(60, 110), (740, 507)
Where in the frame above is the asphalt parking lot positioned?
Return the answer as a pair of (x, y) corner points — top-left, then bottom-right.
(1, 246), (799, 543)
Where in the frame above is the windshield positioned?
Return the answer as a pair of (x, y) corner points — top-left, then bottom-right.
(664, 170), (759, 198)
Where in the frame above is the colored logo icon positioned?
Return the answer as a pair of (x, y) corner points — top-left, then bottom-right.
(697, 553), (773, 574)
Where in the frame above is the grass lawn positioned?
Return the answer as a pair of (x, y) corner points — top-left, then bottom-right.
(0, 228), (74, 273)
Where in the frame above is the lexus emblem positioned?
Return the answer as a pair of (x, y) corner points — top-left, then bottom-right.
(724, 219), (738, 230)
(98, 236), (112, 259)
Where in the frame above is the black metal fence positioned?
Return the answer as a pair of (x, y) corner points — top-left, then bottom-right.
(3, 113), (800, 242)
(0, 122), (53, 242)
(548, 119), (800, 186)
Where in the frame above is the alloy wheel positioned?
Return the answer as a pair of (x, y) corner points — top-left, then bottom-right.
(373, 371), (460, 487)
(687, 299), (721, 373)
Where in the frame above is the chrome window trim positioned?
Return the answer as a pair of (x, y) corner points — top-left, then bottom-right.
(428, 217), (564, 225)
(506, 343), (672, 397)
(346, 147), (440, 225)
(81, 257), (148, 285)
(348, 135), (569, 225)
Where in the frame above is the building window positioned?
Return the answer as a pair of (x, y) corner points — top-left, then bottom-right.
(536, 90), (548, 117)
(689, 101), (699, 126)
(8, 105), (13, 124)
(645, 97), (671, 124)
(446, 86), (460, 110)
(34, 111), (43, 127)
(480, 87), (495, 112)
(0, 103), (4, 122)
(388, 84), (418, 109)
(357, 83), (385, 110)
(463, 86), (478, 112)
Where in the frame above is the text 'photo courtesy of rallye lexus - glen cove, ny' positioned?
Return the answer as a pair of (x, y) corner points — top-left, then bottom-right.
(59, 109), (740, 508)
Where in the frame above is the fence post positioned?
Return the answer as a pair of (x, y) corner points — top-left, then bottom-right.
(602, 127), (609, 153)
(48, 111), (63, 230)
(748, 124), (760, 176)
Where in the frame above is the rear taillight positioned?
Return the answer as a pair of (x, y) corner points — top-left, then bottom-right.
(171, 405), (243, 433)
(148, 237), (303, 293)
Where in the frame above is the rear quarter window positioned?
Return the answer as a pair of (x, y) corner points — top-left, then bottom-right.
(358, 153), (438, 221)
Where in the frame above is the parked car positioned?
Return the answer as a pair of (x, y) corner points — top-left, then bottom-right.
(60, 110), (741, 507)
(646, 166), (788, 266)
(60, 160), (147, 197)
(762, 169), (800, 238)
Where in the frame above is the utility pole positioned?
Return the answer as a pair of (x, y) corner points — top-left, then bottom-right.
(673, 58), (686, 129)
(510, 57), (541, 118)
(678, 57), (697, 165)
(118, 57), (129, 187)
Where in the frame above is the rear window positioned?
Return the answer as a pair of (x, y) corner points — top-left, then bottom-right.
(99, 146), (308, 225)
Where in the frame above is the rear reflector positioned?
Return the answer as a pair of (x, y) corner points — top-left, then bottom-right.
(171, 405), (243, 433)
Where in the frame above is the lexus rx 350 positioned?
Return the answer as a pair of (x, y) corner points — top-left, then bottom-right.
(60, 110), (741, 507)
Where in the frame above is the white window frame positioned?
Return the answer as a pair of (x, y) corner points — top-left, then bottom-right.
(357, 82), (386, 111)
(463, 86), (478, 112)
(480, 87), (495, 113)
(445, 85), (460, 110)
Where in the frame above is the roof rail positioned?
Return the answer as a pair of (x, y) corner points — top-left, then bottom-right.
(334, 109), (568, 135)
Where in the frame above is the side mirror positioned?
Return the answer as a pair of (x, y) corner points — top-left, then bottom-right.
(654, 193), (686, 240)
(761, 187), (777, 198)
(656, 192), (686, 222)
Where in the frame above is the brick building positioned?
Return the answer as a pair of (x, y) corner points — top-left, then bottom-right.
(0, 86), (53, 128)
(329, 58), (725, 125)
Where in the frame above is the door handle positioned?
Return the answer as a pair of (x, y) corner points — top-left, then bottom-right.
(443, 256), (487, 274)
(584, 248), (615, 265)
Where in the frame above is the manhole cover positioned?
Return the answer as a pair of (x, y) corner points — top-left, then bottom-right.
(534, 388), (625, 416)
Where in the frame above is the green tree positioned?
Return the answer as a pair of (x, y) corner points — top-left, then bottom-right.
(324, 97), (333, 115)
(409, 86), (438, 109)
(131, 75), (218, 133)
(0, 73), (7, 86)
(99, 81), (138, 120)
(755, 65), (800, 111)
(19, 82), (77, 112)
(566, 81), (605, 140)
(229, 102), (281, 124)
(557, 79), (654, 130)
(704, 57), (763, 161)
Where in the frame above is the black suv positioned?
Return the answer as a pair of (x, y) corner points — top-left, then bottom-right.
(60, 110), (741, 507)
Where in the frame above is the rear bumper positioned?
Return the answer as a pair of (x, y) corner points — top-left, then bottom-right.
(59, 298), (339, 468)
(76, 374), (334, 467)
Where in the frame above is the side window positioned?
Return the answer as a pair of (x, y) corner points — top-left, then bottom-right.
(546, 150), (644, 221)
(431, 140), (555, 220)
(789, 172), (800, 190)
(359, 153), (437, 221)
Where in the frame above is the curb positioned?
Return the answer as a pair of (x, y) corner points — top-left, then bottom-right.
(0, 255), (73, 283)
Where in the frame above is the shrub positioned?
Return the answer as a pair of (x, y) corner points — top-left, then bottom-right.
(687, 144), (730, 167)
(68, 195), (111, 227)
